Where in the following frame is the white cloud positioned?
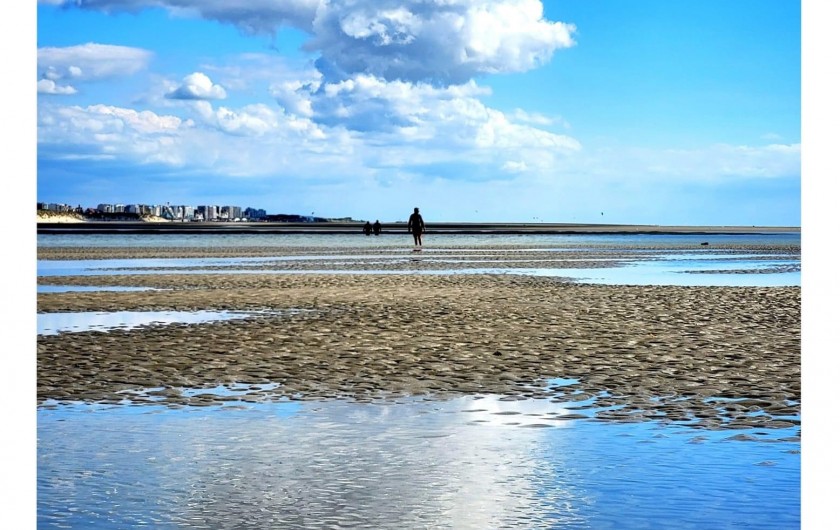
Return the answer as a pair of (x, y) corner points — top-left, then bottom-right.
(37, 103), (190, 165)
(37, 43), (152, 82)
(53, 0), (576, 85)
(511, 108), (553, 126)
(475, 108), (580, 151)
(37, 99), (347, 176)
(193, 101), (275, 136)
(86, 104), (185, 134)
(295, 73), (580, 160)
(459, 0), (575, 72)
(501, 160), (528, 173)
(270, 80), (318, 117)
(339, 6), (419, 46)
(569, 143), (801, 184)
(37, 79), (77, 95)
(711, 143), (801, 178)
(166, 72), (227, 100)
(188, 100), (328, 140)
(309, 0), (576, 84)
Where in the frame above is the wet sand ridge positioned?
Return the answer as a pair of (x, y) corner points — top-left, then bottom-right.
(38, 264), (800, 431)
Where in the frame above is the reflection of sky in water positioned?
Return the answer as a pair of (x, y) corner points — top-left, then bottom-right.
(37, 310), (278, 335)
(37, 232), (801, 248)
(37, 285), (161, 293)
(37, 254), (799, 287)
(37, 395), (800, 529)
(528, 259), (800, 287)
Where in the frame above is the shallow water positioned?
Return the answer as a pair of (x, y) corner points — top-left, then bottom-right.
(37, 231), (801, 249)
(36, 232), (802, 528)
(37, 394), (800, 529)
(37, 309), (284, 336)
(37, 237), (800, 288)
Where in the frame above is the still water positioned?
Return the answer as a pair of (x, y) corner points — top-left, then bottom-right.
(38, 395), (799, 529)
(36, 231), (801, 249)
(37, 232), (800, 288)
(37, 233), (801, 528)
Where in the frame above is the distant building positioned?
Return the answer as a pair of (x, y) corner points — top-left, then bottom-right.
(44, 203), (73, 212)
(160, 204), (178, 220)
(199, 205), (219, 221)
(224, 206), (242, 220)
(181, 206), (196, 220)
(244, 207), (266, 220)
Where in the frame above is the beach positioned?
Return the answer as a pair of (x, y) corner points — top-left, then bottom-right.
(37, 242), (800, 431)
(35, 234), (803, 528)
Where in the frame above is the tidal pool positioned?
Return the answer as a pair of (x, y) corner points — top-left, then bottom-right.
(37, 309), (286, 336)
(37, 394), (800, 529)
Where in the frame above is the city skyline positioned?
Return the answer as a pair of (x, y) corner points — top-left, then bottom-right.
(34, 1), (800, 226)
(36, 200), (325, 221)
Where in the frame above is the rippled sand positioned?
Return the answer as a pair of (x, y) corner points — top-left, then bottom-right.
(37, 243), (801, 432)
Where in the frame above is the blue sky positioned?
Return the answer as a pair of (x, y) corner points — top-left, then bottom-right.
(32, 0), (802, 225)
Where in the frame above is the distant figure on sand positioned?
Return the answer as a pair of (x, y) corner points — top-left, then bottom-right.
(373, 220), (382, 235)
(363, 221), (372, 236)
(408, 207), (425, 248)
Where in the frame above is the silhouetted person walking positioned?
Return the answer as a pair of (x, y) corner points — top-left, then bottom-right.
(363, 221), (372, 236)
(373, 220), (382, 235)
(408, 207), (425, 248)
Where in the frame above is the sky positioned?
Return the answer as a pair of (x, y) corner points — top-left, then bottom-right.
(30, 0), (802, 225)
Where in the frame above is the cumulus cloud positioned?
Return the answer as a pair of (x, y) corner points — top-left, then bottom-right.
(190, 101), (267, 136)
(52, 0), (575, 85)
(475, 108), (580, 151)
(166, 72), (227, 100)
(270, 80), (319, 117)
(37, 43), (152, 82)
(37, 103), (191, 165)
(38, 100), (358, 178)
(308, 0), (576, 84)
(310, 75), (487, 133)
(75, 104), (185, 134)
(37, 79), (78, 95)
(270, 73), (581, 159)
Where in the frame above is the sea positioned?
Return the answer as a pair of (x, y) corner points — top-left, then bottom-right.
(36, 231), (802, 529)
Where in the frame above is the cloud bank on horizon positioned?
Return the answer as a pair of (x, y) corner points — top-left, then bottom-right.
(36, 0), (800, 225)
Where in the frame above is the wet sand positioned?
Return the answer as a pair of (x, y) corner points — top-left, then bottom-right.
(36, 243), (801, 431)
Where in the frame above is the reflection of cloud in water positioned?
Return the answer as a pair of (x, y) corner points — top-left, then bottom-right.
(456, 394), (577, 426)
(173, 398), (580, 528)
(37, 309), (291, 335)
(37, 392), (801, 528)
(37, 245), (800, 287)
(37, 285), (160, 294)
(38, 397), (587, 528)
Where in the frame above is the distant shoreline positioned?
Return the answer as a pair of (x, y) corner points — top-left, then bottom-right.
(37, 219), (800, 235)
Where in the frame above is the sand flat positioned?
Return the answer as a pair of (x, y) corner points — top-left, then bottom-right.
(37, 266), (800, 430)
